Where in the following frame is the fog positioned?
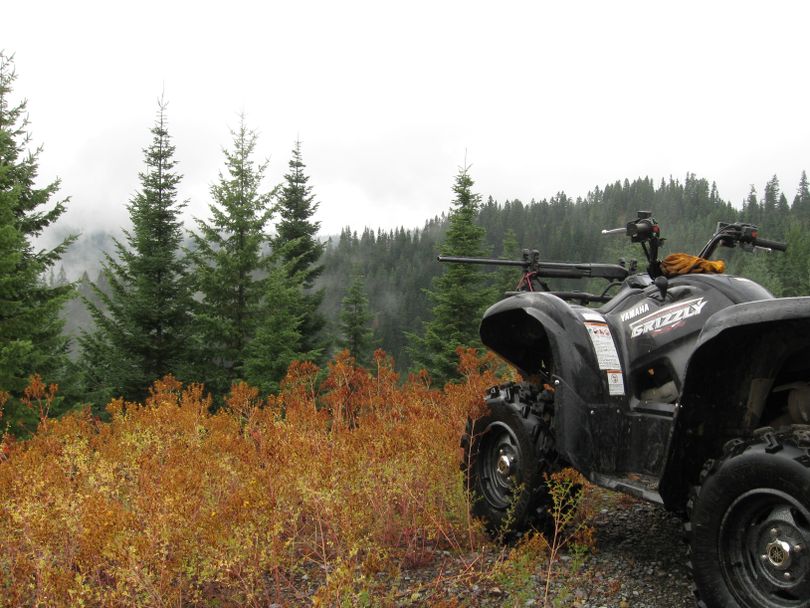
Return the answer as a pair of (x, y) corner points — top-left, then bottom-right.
(6, 0), (810, 244)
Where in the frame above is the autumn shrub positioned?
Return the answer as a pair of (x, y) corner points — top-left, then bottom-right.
(489, 469), (595, 608)
(0, 348), (498, 606)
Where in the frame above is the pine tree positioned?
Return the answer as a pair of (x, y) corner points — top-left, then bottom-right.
(0, 52), (75, 432)
(407, 165), (492, 385)
(79, 99), (194, 404)
(273, 140), (326, 357)
(189, 117), (273, 398)
(338, 273), (375, 367)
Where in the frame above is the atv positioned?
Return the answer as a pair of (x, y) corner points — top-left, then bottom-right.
(443, 212), (810, 608)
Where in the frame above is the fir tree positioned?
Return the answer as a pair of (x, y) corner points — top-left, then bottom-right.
(742, 185), (761, 225)
(243, 259), (308, 394)
(494, 228), (522, 296)
(189, 117), (273, 398)
(273, 140), (326, 357)
(793, 170), (810, 224)
(338, 273), (375, 367)
(0, 51), (75, 432)
(79, 99), (194, 404)
(407, 165), (492, 385)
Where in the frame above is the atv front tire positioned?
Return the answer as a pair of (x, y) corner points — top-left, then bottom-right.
(688, 426), (810, 608)
(462, 383), (556, 536)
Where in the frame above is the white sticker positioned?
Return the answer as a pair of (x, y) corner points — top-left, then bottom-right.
(581, 310), (606, 322)
(606, 370), (625, 396)
(585, 322), (622, 370)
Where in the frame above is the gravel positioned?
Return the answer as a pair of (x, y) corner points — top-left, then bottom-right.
(558, 494), (695, 608)
(394, 488), (698, 607)
(287, 487), (698, 606)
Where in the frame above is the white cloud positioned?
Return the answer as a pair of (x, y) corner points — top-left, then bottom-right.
(6, 0), (810, 240)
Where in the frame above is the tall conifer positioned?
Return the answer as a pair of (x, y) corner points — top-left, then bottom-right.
(793, 171), (810, 224)
(189, 118), (273, 398)
(79, 99), (194, 404)
(407, 165), (492, 385)
(0, 52), (75, 431)
(273, 140), (326, 357)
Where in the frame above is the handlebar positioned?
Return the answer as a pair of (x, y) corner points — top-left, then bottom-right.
(753, 236), (787, 252)
(698, 222), (788, 258)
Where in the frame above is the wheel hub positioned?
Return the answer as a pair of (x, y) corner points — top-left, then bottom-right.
(477, 422), (523, 510)
(497, 452), (514, 477)
(756, 522), (807, 586)
(763, 537), (793, 569)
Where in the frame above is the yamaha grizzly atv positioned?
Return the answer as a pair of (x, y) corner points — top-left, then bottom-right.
(444, 212), (810, 608)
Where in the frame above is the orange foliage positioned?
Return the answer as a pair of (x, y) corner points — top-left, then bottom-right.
(0, 349), (501, 606)
(0, 391), (8, 463)
(20, 374), (58, 424)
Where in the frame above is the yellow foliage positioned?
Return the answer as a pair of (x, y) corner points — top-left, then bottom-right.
(0, 349), (499, 606)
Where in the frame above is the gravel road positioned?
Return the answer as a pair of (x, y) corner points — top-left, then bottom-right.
(562, 494), (696, 608)
(391, 488), (698, 607)
(291, 488), (698, 606)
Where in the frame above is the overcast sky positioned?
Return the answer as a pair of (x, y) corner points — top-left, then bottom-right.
(5, 1), (810, 239)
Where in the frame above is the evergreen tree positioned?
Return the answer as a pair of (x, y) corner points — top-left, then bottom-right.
(0, 52), (75, 432)
(243, 260), (307, 394)
(189, 118), (273, 398)
(742, 185), (761, 225)
(273, 140), (326, 357)
(793, 170), (810, 224)
(407, 165), (492, 385)
(79, 99), (194, 404)
(494, 228), (522, 296)
(338, 273), (375, 367)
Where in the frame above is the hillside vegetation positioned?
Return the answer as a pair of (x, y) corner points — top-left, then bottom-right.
(0, 350), (510, 606)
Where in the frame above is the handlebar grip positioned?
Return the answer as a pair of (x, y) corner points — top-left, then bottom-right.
(601, 227), (626, 236)
(754, 237), (787, 252)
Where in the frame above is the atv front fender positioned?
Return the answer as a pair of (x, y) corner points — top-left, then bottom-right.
(659, 296), (810, 511)
(480, 292), (606, 402)
(480, 292), (624, 475)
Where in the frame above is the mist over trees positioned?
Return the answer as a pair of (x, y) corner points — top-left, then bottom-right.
(3, 50), (810, 433)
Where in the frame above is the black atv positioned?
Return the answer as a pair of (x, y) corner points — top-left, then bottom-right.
(443, 212), (810, 608)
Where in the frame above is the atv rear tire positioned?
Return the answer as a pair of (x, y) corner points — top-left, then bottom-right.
(688, 426), (810, 608)
(462, 383), (556, 536)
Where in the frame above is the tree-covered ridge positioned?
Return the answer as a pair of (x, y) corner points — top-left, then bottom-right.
(318, 172), (810, 372)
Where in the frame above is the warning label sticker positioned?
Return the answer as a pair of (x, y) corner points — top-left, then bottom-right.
(606, 370), (625, 396)
(584, 322), (622, 371)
